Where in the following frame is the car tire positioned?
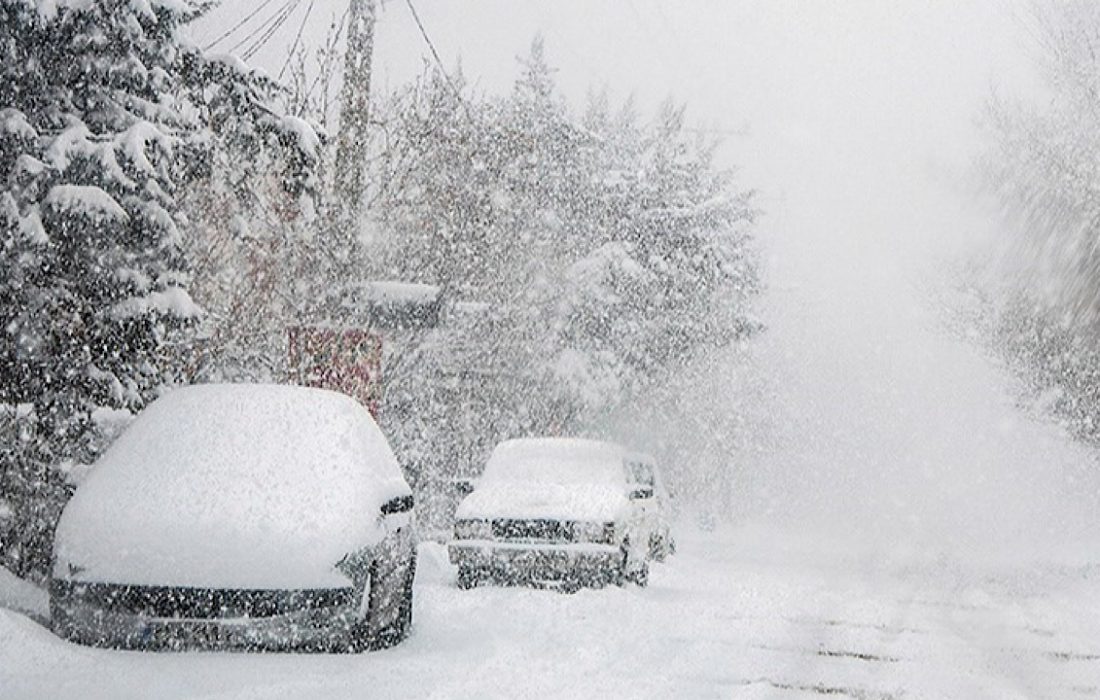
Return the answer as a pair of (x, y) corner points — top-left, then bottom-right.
(650, 534), (668, 563)
(393, 558), (416, 636)
(560, 577), (582, 594)
(615, 541), (629, 587)
(346, 555), (411, 652)
(456, 565), (481, 590)
(347, 561), (377, 653)
(368, 556), (417, 651)
(619, 538), (649, 588)
(611, 556), (627, 587)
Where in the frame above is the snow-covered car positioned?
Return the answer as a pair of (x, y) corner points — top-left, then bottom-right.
(49, 384), (417, 652)
(448, 438), (665, 591)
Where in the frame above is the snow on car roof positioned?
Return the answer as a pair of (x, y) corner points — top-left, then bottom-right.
(480, 437), (629, 486)
(54, 383), (410, 589)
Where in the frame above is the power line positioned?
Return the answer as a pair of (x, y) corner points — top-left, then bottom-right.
(402, 0), (447, 77)
(244, 1), (299, 60)
(202, 0), (277, 51)
(302, 6), (350, 105)
(226, 0), (294, 54)
(243, 0), (302, 61)
(403, 0), (474, 123)
(278, 0), (317, 81)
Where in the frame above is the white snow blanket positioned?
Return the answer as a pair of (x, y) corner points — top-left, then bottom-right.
(53, 384), (410, 589)
(456, 483), (630, 522)
(0, 568), (47, 621)
(6, 527), (1100, 698)
(479, 437), (628, 486)
(457, 438), (633, 521)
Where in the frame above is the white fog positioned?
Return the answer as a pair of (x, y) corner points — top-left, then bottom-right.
(5, 1), (1100, 697)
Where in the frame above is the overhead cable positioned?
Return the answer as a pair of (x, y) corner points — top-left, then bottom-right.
(202, 0), (277, 51)
(278, 0), (317, 80)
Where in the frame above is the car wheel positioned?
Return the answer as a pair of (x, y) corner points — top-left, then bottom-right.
(456, 565), (481, 590)
(619, 538), (649, 588)
(346, 560), (378, 652)
(618, 539), (637, 587)
(650, 534), (667, 563)
(399, 559), (416, 632)
(560, 577), (582, 594)
(368, 557), (417, 651)
(611, 565), (626, 588)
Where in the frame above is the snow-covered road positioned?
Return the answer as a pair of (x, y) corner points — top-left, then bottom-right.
(5, 529), (1100, 699)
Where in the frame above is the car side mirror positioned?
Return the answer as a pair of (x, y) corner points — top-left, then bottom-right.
(630, 487), (653, 500)
(381, 494), (414, 515)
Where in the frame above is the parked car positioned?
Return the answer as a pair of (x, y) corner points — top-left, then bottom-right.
(448, 437), (668, 592)
(50, 383), (417, 652)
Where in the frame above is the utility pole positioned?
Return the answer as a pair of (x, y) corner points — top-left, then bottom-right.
(331, 0), (376, 255)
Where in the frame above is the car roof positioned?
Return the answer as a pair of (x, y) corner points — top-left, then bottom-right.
(481, 437), (629, 485)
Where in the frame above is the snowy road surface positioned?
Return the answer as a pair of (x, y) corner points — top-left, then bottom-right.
(4, 529), (1100, 699)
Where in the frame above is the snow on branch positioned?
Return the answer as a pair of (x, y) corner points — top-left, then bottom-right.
(44, 184), (129, 223)
(110, 286), (202, 320)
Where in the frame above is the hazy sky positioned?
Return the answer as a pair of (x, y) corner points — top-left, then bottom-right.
(191, 3), (1097, 558)
(191, 0), (1035, 266)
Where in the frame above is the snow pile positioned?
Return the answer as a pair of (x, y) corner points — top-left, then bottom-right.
(117, 121), (171, 176)
(280, 115), (322, 161)
(352, 281), (441, 305)
(479, 438), (627, 486)
(0, 107), (35, 140)
(33, 0), (197, 21)
(457, 482), (630, 522)
(53, 384), (410, 589)
(43, 185), (128, 223)
(565, 241), (653, 298)
(110, 286), (202, 320)
(10, 528), (1100, 698)
(457, 438), (633, 521)
(0, 568), (47, 620)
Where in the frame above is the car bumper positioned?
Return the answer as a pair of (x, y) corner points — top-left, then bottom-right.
(50, 580), (362, 652)
(448, 540), (623, 584)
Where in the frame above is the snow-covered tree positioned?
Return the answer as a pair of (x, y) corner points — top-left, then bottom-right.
(968, 1), (1100, 446)
(0, 0), (317, 578)
(369, 41), (758, 520)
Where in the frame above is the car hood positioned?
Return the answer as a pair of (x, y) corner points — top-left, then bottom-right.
(53, 492), (390, 590)
(455, 482), (631, 522)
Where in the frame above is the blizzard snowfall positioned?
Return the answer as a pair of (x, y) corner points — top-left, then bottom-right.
(6, 230), (1100, 697)
(7, 2), (1100, 698)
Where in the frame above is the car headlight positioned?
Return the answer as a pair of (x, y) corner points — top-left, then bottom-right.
(454, 519), (492, 540)
(573, 521), (616, 545)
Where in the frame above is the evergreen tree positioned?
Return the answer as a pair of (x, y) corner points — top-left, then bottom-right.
(0, 0), (317, 578)
(369, 40), (758, 518)
(973, 1), (1100, 449)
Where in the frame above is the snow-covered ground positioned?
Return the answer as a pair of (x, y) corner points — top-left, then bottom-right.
(4, 527), (1100, 699)
(0, 567), (47, 624)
